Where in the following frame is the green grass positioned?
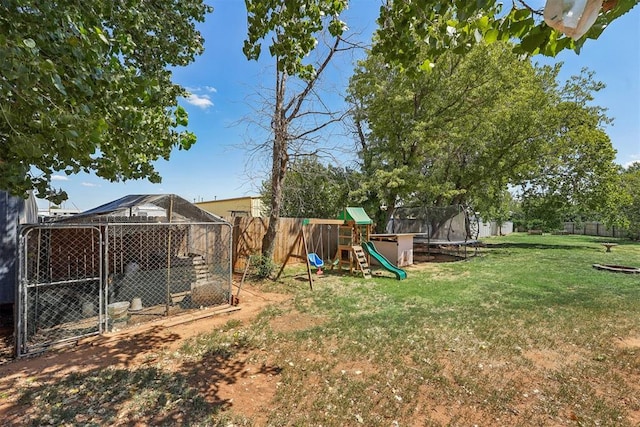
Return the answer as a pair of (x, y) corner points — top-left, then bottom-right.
(269, 234), (640, 425)
(11, 234), (640, 426)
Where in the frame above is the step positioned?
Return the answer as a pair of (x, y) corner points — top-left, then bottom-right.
(352, 245), (372, 279)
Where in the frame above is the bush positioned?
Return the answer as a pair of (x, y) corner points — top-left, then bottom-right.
(527, 219), (544, 231)
(249, 254), (276, 280)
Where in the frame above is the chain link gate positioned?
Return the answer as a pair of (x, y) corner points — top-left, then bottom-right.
(17, 225), (103, 357)
(16, 221), (232, 357)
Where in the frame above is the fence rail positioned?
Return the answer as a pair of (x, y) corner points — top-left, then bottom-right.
(562, 222), (627, 238)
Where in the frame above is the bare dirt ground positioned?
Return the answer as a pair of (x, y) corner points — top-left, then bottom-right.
(0, 282), (294, 425)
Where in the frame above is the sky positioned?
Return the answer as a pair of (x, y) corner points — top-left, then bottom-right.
(43, 1), (640, 211)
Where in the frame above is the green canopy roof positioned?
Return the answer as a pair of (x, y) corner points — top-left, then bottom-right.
(337, 207), (372, 225)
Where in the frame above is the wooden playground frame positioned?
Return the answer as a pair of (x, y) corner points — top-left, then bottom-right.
(275, 217), (372, 290)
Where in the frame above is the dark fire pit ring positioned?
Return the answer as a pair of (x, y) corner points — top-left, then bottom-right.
(592, 264), (640, 274)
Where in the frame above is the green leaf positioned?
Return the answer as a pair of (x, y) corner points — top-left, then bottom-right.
(419, 59), (435, 72)
(477, 15), (490, 31)
(65, 130), (79, 139)
(513, 8), (530, 21)
(95, 27), (110, 45)
(520, 29), (549, 53)
(52, 74), (67, 95)
(484, 29), (499, 44)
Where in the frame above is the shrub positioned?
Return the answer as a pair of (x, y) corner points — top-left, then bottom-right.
(249, 254), (276, 279)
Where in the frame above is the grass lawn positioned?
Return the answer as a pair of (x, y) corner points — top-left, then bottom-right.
(8, 233), (640, 426)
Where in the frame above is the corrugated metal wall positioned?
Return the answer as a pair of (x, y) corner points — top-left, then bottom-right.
(0, 191), (38, 304)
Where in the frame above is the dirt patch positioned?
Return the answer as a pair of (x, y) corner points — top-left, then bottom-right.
(523, 348), (583, 370)
(269, 310), (327, 334)
(614, 336), (640, 349)
(182, 347), (283, 425)
(0, 283), (291, 424)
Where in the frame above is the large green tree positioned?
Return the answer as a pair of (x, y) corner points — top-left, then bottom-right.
(517, 70), (625, 229)
(0, 0), (211, 202)
(347, 42), (621, 228)
(347, 43), (557, 222)
(618, 163), (640, 238)
(259, 156), (358, 219)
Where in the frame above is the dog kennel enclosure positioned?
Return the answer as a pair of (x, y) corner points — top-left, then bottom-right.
(15, 194), (232, 357)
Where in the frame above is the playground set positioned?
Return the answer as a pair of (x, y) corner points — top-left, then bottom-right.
(276, 207), (407, 289)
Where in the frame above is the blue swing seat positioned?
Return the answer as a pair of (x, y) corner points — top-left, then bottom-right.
(307, 253), (324, 268)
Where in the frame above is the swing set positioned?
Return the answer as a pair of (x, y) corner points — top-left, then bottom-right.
(276, 208), (379, 289)
(276, 218), (343, 289)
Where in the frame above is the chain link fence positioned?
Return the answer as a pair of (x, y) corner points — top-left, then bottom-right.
(105, 223), (231, 327)
(16, 221), (231, 357)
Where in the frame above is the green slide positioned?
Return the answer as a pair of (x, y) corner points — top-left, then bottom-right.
(363, 241), (407, 280)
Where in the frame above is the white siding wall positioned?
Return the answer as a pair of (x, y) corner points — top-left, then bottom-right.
(476, 220), (514, 238)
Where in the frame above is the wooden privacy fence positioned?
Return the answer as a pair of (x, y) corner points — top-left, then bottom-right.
(223, 217), (339, 273)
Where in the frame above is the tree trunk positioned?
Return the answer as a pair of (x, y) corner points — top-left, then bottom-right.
(259, 37), (342, 259)
(261, 70), (288, 259)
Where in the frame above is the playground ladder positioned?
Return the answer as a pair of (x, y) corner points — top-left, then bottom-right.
(351, 245), (372, 279)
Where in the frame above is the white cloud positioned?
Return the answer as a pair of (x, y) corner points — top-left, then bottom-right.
(185, 93), (214, 109)
(185, 85), (217, 94)
(622, 154), (640, 169)
(51, 174), (70, 181)
(81, 182), (99, 187)
(623, 160), (640, 169)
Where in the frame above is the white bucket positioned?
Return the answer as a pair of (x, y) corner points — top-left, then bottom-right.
(130, 297), (143, 311)
(107, 301), (130, 319)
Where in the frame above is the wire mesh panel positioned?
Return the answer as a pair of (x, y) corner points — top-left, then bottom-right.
(427, 205), (468, 241)
(390, 205), (470, 240)
(17, 225), (103, 357)
(104, 222), (232, 331)
(386, 206), (431, 234)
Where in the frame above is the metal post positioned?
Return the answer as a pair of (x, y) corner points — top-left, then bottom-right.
(166, 196), (174, 316)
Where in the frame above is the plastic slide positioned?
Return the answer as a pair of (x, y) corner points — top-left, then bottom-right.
(307, 253), (324, 268)
(363, 241), (407, 280)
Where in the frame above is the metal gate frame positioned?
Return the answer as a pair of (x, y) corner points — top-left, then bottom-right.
(16, 224), (103, 357)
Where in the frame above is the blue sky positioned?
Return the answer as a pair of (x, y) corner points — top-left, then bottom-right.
(45, 1), (640, 211)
